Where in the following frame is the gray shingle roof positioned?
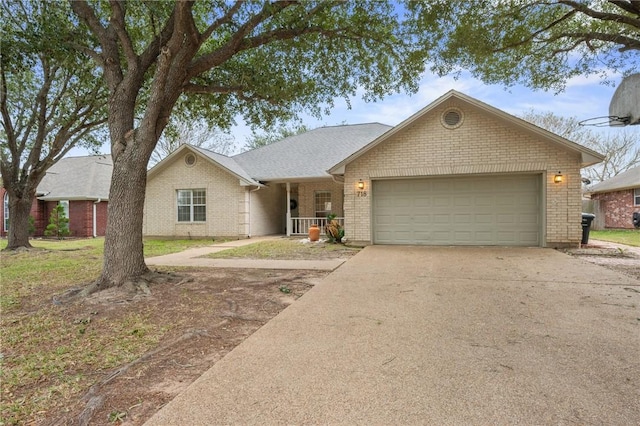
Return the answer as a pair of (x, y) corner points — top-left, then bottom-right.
(232, 123), (391, 181)
(190, 146), (261, 186)
(38, 155), (112, 201)
(587, 165), (640, 193)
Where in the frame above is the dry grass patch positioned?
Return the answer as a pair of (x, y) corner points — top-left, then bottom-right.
(0, 237), (323, 425)
(205, 238), (361, 260)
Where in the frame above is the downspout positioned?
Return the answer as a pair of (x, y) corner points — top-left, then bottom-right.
(248, 186), (261, 238)
(286, 182), (291, 236)
(93, 198), (101, 238)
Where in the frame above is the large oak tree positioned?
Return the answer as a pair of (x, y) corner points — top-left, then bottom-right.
(0, 1), (107, 249)
(68, 1), (428, 291)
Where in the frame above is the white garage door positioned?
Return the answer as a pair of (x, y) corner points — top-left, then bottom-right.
(373, 175), (541, 246)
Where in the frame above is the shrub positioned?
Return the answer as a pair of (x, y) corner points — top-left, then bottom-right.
(44, 204), (70, 239)
(28, 215), (35, 235)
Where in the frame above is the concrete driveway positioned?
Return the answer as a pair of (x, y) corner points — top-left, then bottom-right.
(146, 246), (640, 425)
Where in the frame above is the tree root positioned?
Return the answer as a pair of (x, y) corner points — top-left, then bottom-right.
(53, 270), (188, 305)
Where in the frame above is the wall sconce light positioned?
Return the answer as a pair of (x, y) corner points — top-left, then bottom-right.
(553, 172), (563, 183)
(357, 179), (365, 190)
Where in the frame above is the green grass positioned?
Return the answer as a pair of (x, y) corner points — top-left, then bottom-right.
(0, 237), (215, 424)
(0, 239), (105, 313)
(206, 238), (360, 260)
(0, 238), (215, 312)
(590, 229), (640, 246)
(142, 238), (220, 257)
(0, 237), (216, 257)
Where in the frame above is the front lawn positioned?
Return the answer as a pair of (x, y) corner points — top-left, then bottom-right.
(590, 229), (640, 247)
(206, 238), (361, 260)
(0, 237), (220, 424)
(0, 237), (216, 257)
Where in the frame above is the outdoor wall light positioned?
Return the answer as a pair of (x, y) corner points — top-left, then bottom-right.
(357, 179), (365, 190)
(554, 172), (563, 183)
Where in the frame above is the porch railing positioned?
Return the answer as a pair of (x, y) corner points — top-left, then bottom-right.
(289, 217), (344, 236)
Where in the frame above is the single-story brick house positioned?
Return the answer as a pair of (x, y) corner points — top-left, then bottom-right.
(586, 165), (640, 229)
(1, 155), (112, 238)
(144, 90), (603, 247)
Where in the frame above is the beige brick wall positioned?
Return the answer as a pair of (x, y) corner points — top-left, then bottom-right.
(297, 180), (344, 218)
(343, 99), (584, 247)
(144, 152), (248, 238)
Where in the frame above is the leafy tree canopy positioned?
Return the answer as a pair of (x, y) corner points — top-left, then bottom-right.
(66, 0), (433, 289)
(72, 1), (427, 138)
(244, 123), (309, 151)
(407, 1), (640, 91)
(0, 0), (107, 249)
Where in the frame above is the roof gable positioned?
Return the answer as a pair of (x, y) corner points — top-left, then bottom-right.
(587, 165), (640, 193)
(329, 90), (604, 174)
(147, 144), (261, 186)
(38, 155), (112, 201)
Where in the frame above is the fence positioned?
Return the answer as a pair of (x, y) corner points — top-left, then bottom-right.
(290, 217), (345, 236)
(582, 199), (605, 230)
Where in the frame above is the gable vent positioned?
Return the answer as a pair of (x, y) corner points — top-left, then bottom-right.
(185, 153), (197, 166)
(441, 108), (464, 129)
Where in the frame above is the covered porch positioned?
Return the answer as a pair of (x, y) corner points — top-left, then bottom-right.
(282, 180), (345, 236)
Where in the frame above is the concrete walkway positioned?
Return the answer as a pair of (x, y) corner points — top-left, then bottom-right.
(145, 236), (345, 271)
(145, 246), (640, 425)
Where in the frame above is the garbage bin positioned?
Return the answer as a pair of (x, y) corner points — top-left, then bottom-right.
(581, 213), (596, 244)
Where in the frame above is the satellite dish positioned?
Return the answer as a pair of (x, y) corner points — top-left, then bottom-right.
(609, 73), (640, 126)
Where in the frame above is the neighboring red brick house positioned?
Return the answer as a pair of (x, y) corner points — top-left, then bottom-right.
(587, 165), (640, 229)
(1, 155), (112, 238)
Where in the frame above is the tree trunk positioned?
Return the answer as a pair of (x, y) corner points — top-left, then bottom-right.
(5, 191), (35, 250)
(94, 146), (150, 290)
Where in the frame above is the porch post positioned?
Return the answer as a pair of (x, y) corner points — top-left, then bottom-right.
(286, 182), (291, 236)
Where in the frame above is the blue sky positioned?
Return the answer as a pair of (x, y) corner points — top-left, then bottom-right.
(280, 71), (616, 133)
(71, 69), (623, 157)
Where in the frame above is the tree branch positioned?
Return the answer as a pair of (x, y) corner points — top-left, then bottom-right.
(559, 0), (640, 29)
(109, 0), (139, 70)
(69, 0), (110, 51)
(495, 7), (577, 52)
(0, 58), (16, 153)
(27, 57), (55, 172)
(182, 83), (246, 95)
(138, 3), (178, 75)
(44, 67), (72, 127)
(495, 1), (640, 54)
(70, 0), (124, 91)
(608, 0), (640, 16)
(537, 31), (640, 53)
(198, 1), (243, 43)
(184, 84), (274, 104)
(66, 42), (105, 67)
(187, 1), (300, 78)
